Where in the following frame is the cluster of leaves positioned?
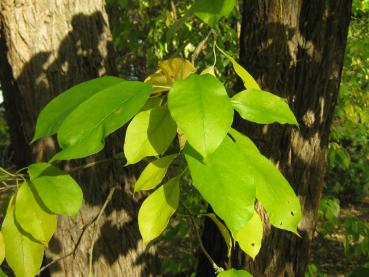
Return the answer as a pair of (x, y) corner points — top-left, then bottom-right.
(0, 49), (301, 277)
(0, 1), (302, 276)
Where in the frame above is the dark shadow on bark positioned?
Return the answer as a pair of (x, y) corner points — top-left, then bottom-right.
(196, 1), (352, 276)
(0, 11), (160, 277)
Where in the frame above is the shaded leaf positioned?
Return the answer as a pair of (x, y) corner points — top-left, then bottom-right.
(232, 89), (298, 125)
(134, 154), (177, 192)
(124, 106), (177, 165)
(52, 81), (151, 161)
(15, 182), (57, 246)
(192, 0), (236, 27)
(32, 76), (124, 142)
(169, 74), (233, 159)
(236, 211), (263, 259)
(185, 137), (255, 235)
(138, 177), (180, 243)
(1, 196), (44, 277)
(28, 163), (83, 217)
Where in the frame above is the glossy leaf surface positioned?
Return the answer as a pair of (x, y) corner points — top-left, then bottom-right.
(32, 76), (123, 142)
(232, 89), (298, 125)
(15, 182), (57, 246)
(138, 176), (179, 243)
(134, 154), (177, 192)
(2, 197), (44, 277)
(236, 211), (263, 259)
(169, 74), (233, 159)
(185, 137), (255, 235)
(124, 106), (177, 165)
(192, 0), (236, 27)
(52, 81), (151, 161)
(28, 163), (83, 217)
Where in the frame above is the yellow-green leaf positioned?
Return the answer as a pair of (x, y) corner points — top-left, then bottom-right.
(236, 211), (263, 259)
(206, 214), (232, 257)
(124, 106), (177, 165)
(134, 154), (177, 192)
(145, 58), (196, 93)
(138, 176), (180, 243)
(218, 269), (253, 277)
(218, 47), (260, 90)
(2, 196), (44, 277)
(0, 231), (4, 264)
(15, 182), (57, 246)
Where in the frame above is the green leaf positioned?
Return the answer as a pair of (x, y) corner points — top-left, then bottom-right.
(52, 81), (151, 161)
(32, 76), (124, 142)
(236, 211), (263, 260)
(1, 196), (44, 277)
(0, 231), (4, 264)
(138, 176), (180, 243)
(218, 269), (253, 277)
(231, 135), (301, 234)
(28, 163), (83, 217)
(206, 214), (232, 257)
(191, 0), (236, 27)
(228, 128), (260, 153)
(134, 154), (177, 192)
(232, 89), (298, 125)
(185, 137), (255, 235)
(168, 74), (233, 159)
(0, 268), (7, 277)
(124, 106), (177, 165)
(218, 48), (260, 90)
(15, 182), (57, 246)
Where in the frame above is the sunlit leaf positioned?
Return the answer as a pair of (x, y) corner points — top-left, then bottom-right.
(185, 137), (255, 235)
(138, 176), (180, 243)
(145, 58), (196, 93)
(218, 48), (260, 90)
(15, 182), (57, 246)
(28, 163), (83, 217)
(218, 269), (253, 277)
(169, 74), (233, 159)
(206, 214), (232, 257)
(236, 211), (263, 259)
(32, 76), (124, 142)
(134, 154), (177, 192)
(0, 231), (4, 264)
(230, 134), (301, 234)
(191, 0), (236, 27)
(1, 196), (44, 277)
(124, 106), (177, 165)
(232, 89), (298, 125)
(52, 81), (151, 161)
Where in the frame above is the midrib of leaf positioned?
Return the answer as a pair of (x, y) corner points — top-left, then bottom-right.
(61, 93), (139, 149)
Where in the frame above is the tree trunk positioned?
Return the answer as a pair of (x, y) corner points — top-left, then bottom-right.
(0, 1), (159, 276)
(197, 1), (352, 276)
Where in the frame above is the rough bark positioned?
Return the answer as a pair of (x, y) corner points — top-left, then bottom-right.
(197, 1), (352, 276)
(0, 1), (159, 276)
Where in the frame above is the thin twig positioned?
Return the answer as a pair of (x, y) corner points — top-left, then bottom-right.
(38, 186), (118, 275)
(88, 186), (118, 277)
(180, 201), (223, 273)
(68, 152), (124, 173)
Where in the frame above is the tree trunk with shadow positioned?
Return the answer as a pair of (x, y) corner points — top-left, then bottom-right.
(0, 1), (159, 276)
(197, 1), (352, 276)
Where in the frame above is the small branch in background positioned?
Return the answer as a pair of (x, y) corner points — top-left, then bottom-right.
(68, 152), (124, 173)
(38, 186), (118, 276)
(88, 185), (118, 277)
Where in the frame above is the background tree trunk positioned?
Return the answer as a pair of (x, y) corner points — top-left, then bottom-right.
(197, 1), (352, 276)
(0, 1), (159, 276)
